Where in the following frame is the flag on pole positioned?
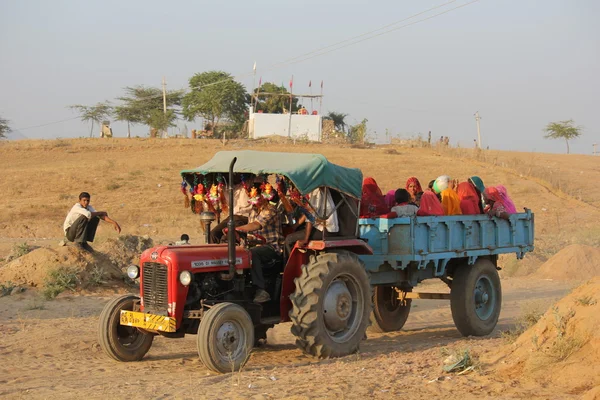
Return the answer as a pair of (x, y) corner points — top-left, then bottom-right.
(320, 80), (323, 89)
(253, 61), (256, 73)
(289, 77), (293, 89)
(309, 80), (312, 88)
(258, 77), (262, 87)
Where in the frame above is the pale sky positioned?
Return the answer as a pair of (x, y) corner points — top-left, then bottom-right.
(1, 0), (598, 154)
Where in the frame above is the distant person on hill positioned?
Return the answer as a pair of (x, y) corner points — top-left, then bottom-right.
(62, 192), (121, 252)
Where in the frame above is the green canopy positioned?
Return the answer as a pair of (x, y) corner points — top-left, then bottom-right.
(180, 150), (363, 198)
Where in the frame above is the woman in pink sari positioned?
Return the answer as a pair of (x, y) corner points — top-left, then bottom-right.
(496, 185), (517, 214)
(483, 187), (510, 220)
(406, 177), (423, 205)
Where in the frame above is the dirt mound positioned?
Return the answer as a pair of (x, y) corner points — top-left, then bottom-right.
(490, 277), (600, 397)
(0, 235), (153, 287)
(535, 244), (600, 281)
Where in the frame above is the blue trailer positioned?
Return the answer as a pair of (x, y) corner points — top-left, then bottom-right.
(358, 210), (535, 335)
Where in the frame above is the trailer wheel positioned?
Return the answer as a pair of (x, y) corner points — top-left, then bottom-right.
(197, 302), (254, 373)
(98, 294), (154, 362)
(289, 250), (372, 358)
(369, 286), (412, 333)
(450, 259), (501, 336)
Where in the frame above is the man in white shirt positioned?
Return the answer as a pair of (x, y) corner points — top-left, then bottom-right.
(283, 187), (339, 259)
(63, 192), (121, 252)
(210, 183), (253, 244)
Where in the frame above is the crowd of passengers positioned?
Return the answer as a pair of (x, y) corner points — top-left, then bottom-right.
(360, 175), (517, 221)
(206, 175), (517, 303)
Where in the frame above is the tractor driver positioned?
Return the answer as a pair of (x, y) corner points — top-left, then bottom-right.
(233, 184), (282, 303)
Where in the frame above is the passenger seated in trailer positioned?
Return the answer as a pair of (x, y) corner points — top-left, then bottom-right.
(483, 187), (511, 220)
(390, 189), (418, 217)
(405, 177), (424, 206)
(284, 186), (339, 259)
(434, 175), (462, 216)
(457, 182), (481, 215)
(359, 177), (388, 218)
(417, 191), (444, 216)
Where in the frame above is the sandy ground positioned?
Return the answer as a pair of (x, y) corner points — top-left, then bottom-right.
(0, 277), (575, 400)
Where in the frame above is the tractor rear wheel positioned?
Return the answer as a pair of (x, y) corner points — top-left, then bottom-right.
(369, 286), (412, 333)
(289, 250), (372, 358)
(98, 295), (154, 362)
(450, 259), (502, 336)
(197, 302), (254, 373)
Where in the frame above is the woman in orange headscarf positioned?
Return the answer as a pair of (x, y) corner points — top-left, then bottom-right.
(457, 182), (481, 215)
(360, 177), (389, 218)
(405, 177), (423, 205)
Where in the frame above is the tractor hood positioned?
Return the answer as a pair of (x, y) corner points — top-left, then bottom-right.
(140, 244), (251, 272)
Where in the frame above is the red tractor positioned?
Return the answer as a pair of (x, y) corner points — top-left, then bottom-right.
(99, 151), (373, 373)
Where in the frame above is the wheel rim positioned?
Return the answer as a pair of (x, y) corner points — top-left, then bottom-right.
(323, 274), (365, 343)
(380, 286), (403, 312)
(115, 324), (147, 349)
(215, 320), (246, 362)
(474, 275), (495, 320)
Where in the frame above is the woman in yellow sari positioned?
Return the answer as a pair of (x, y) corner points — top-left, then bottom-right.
(434, 175), (462, 216)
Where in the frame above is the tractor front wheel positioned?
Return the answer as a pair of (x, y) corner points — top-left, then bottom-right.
(98, 295), (154, 362)
(197, 302), (254, 373)
(289, 250), (372, 358)
(369, 286), (412, 333)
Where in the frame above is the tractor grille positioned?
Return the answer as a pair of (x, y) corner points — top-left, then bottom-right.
(142, 262), (168, 314)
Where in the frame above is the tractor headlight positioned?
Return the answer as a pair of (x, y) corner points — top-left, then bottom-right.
(179, 270), (192, 286)
(126, 265), (140, 279)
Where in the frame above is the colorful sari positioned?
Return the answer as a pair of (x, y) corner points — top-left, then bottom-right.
(440, 188), (462, 215)
(360, 177), (389, 218)
(457, 182), (480, 215)
(483, 187), (507, 217)
(496, 185), (517, 213)
(417, 191), (445, 216)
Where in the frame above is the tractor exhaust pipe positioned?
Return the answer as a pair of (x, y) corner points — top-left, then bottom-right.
(221, 157), (237, 281)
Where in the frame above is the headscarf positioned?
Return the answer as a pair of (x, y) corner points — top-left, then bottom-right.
(360, 177), (389, 218)
(406, 177), (423, 196)
(483, 186), (503, 203)
(468, 176), (486, 213)
(469, 176), (485, 194)
(496, 185), (517, 213)
(440, 188), (462, 216)
(433, 175), (451, 194)
(385, 189), (396, 209)
(417, 191), (444, 216)
(457, 182), (480, 215)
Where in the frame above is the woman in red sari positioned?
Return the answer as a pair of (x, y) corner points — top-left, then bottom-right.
(360, 177), (389, 218)
(483, 187), (510, 220)
(417, 191), (444, 216)
(406, 177), (423, 205)
(457, 182), (481, 215)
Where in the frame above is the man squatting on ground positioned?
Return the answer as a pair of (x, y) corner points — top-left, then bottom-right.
(63, 192), (121, 252)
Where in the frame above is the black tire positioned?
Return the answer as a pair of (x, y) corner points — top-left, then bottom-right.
(450, 259), (502, 336)
(289, 250), (372, 358)
(369, 286), (412, 333)
(98, 294), (154, 362)
(197, 302), (254, 373)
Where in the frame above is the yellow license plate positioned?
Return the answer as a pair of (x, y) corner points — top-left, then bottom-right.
(120, 310), (176, 332)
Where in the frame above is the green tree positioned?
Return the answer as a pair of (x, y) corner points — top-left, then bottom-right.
(0, 116), (10, 139)
(68, 102), (113, 137)
(116, 86), (183, 136)
(182, 71), (248, 141)
(323, 111), (348, 133)
(347, 118), (369, 144)
(253, 82), (300, 114)
(543, 119), (583, 154)
(114, 105), (139, 138)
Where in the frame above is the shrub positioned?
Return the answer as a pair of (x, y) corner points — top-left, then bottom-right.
(43, 266), (79, 299)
